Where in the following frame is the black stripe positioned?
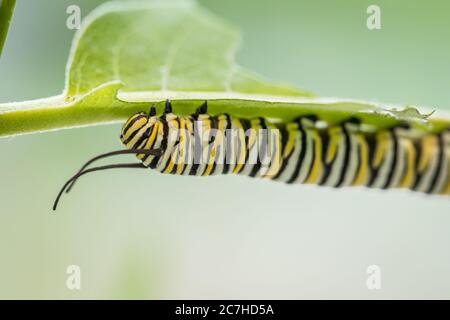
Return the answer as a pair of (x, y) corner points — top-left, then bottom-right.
(189, 116), (204, 175)
(180, 117), (193, 175)
(426, 133), (444, 194)
(334, 123), (351, 188)
(392, 124), (416, 186)
(396, 135), (409, 187)
(140, 125), (160, 164)
(266, 125), (281, 179)
(237, 119), (252, 174)
(249, 118), (267, 177)
(303, 131), (316, 182)
(121, 114), (145, 140)
(169, 141), (182, 175)
(168, 118), (182, 174)
(382, 130), (398, 189)
(318, 128), (332, 185)
(286, 119), (307, 184)
(222, 114), (233, 174)
(411, 139), (423, 190)
(207, 115), (219, 175)
(131, 125), (152, 150)
(122, 116), (148, 145)
(352, 136), (362, 185)
(272, 124), (290, 180)
(149, 118), (168, 169)
(365, 133), (377, 186)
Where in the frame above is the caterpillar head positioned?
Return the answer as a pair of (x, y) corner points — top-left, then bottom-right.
(120, 110), (157, 148)
(120, 101), (175, 149)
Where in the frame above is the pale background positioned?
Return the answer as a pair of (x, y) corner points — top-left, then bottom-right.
(0, 0), (449, 299)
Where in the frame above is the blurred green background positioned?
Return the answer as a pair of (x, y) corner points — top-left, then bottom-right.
(1, 0), (450, 299)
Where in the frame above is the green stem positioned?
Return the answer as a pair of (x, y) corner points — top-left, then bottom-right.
(1, 91), (449, 139)
(0, 0), (16, 57)
(0, 101), (149, 138)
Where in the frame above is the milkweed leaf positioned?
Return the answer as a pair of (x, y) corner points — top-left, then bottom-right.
(0, 0), (449, 138)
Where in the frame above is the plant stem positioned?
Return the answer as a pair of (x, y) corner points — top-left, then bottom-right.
(1, 92), (450, 139)
(0, 0), (16, 58)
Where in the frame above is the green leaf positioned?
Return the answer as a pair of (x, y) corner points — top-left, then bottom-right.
(65, 0), (310, 99)
(0, 0), (16, 57)
(0, 0), (448, 138)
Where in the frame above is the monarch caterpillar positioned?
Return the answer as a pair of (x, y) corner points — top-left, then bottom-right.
(53, 100), (450, 210)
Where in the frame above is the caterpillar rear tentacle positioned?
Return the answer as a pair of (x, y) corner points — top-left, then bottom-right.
(53, 100), (450, 210)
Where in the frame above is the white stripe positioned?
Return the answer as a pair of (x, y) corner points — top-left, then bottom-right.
(415, 141), (440, 193)
(323, 129), (346, 187)
(275, 128), (302, 183)
(372, 133), (394, 189)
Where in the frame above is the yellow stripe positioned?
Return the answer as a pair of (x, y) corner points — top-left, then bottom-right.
(418, 135), (437, 173)
(283, 123), (298, 158)
(443, 179), (450, 194)
(326, 126), (340, 164)
(373, 131), (389, 168)
(163, 156), (176, 174)
(304, 130), (322, 184)
(352, 135), (369, 186)
(122, 114), (143, 136)
(162, 119), (180, 174)
(175, 118), (187, 175)
(125, 122), (151, 149)
(247, 119), (259, 149)
(137, 122), (159, 160)
(440, 153), (450, 194)
(237, 119), (259, 174)
(203, 117), (226, 176)
(123, 117), (148, 144)
(202, 151), (216, 176)
(197, 116), (212, 175)
(262, 124), (282, 178)
(122, 115), (135, 129)
(399, 139), (416, 188)
(232, 120), (246, 174)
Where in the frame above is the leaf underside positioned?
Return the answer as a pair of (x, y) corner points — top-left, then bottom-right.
(0, 0), (449, 138)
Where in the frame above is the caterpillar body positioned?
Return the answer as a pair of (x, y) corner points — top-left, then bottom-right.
(53, 100), (450, 210)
